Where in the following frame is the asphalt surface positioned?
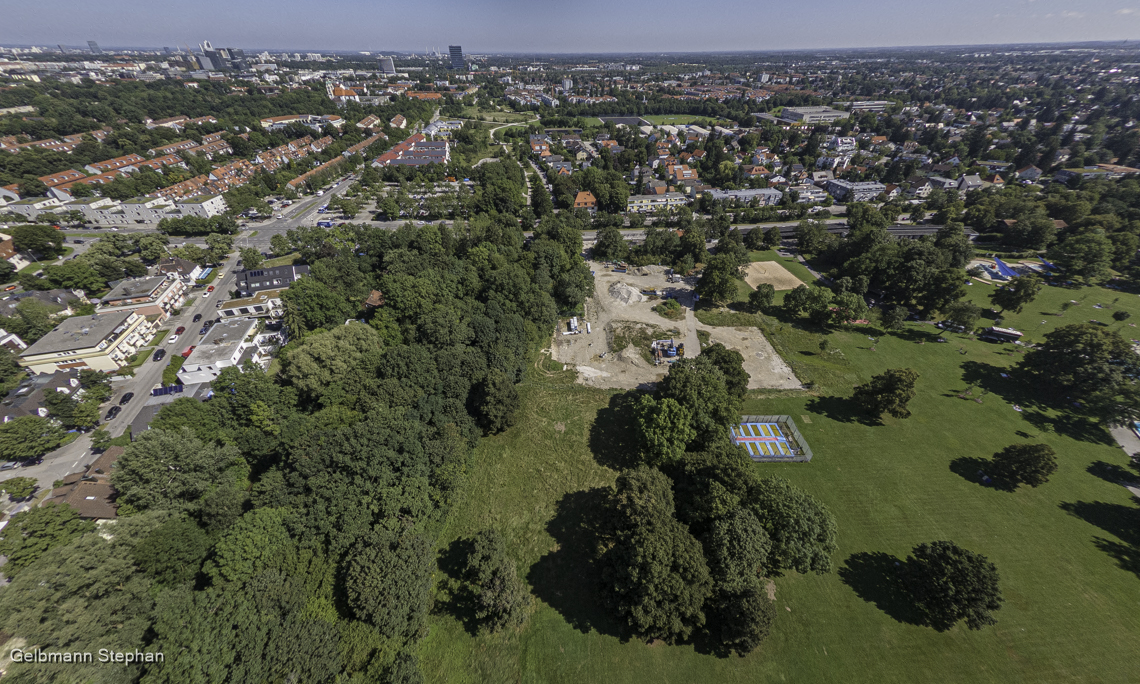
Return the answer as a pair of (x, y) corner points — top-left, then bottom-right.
(1, 251), (242, 504)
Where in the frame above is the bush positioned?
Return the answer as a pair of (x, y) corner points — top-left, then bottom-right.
(163, 356), (186, 386)
(653, 298), (686, 320)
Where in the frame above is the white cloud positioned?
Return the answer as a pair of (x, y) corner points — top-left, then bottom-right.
(1116, 8), (1139, 14)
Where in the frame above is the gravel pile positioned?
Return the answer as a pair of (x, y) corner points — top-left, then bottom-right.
(609, 282), (647, 305)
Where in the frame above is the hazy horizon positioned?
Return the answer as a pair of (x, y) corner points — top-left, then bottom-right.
(4, 0), (1140, 55)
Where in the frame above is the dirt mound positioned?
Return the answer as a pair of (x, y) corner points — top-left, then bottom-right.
(609, 282), (647, 305)
(633, 265), (669, 276)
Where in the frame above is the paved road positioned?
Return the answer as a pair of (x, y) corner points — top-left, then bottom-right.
(3, 253), (242, 500)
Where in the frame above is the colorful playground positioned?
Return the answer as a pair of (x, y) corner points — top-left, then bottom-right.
(731, 415), (813, 462)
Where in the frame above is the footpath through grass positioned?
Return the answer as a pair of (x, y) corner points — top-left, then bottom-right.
(422, 300), (1140, 683)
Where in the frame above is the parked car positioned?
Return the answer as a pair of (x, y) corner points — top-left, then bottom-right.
(73, 239), (85, 244)
(1, 461), (18, 471)
(207, 286), (215, 292)
(204, 319), (215, 328)
(4, 285), (17, 292)
(167, 334), (179, 344)
(105, 406), (122, 420)
(152, 348), (167, 362)
(181, 346), (196, 358)
(119, 392), (134, 405)
(199, 327), (208, 335)
(175, 326), (186, 334)
(193, 314), (202, 323)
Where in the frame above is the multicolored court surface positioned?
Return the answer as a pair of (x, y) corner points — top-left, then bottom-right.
(731, 416), (812, 461)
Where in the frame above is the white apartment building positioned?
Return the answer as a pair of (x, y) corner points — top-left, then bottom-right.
(19, 311), (158, 375)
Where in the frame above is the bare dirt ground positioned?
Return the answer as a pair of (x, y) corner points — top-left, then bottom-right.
(550, 260), (802, 390)
(743, 261), (805, 290)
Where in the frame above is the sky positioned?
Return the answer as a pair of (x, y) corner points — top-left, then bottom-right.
(3, 0), (1140, 53)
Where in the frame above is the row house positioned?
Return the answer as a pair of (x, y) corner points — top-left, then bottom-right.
(84, 153), (146, 174)
(148, 139), (199, 156)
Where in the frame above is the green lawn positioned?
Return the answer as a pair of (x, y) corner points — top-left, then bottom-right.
(642, 114), (737, 127)
(421, 287), (1140, 682)
(460, 106), (535, 124)
(958, 276), (1140, 346)
(263, 252), (302, 268)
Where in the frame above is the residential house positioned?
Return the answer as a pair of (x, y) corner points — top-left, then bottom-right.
(0, 371), (79, 423)
(44, 446), (125, 519)
(234, 265), (310, 296)
(573, 191), (597, 212)
(1016, 165), (1043, 182)
(154, 256), (203, 283)
(0, 328), (26, 352)
(957, 175), (984, 193)
(0, 289), (86, 319)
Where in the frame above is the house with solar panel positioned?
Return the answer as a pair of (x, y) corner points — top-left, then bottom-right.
(730, 415), (813, 462)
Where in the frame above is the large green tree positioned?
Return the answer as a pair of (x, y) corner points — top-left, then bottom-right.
(0, 415), (65, 461)
(747, 476), (838, 574)
(0, 503), (94, 578)
(462, 529), (532, 633)
(902, 540), (1003, 631)
(990, 443), (1058, 488)
(1019, 323), (1137, 401)
(633, 395), (697, 465)
(989, 275), (1042, 314)
(852, 368), (920, 420)
(657, 355), (743, 448)
(110, 427), (244, 512)
(345, 529), (435, 639)
(1048, 230), (1114, 283)
(695, 254), (740, 306)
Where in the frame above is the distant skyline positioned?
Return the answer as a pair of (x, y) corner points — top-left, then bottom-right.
(4, 0), (1140, 54)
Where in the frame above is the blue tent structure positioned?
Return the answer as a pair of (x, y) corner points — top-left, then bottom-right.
(993, 257), (1020, 279)
(1039, 256), (1057, 270)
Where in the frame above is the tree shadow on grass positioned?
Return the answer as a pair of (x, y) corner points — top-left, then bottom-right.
(527, 487), (625, 639)
(588, 390), (647, 471)
(1092, 537), (1140, 579)
(1061, 500), (1140, 579)
(804, 394), (879, 426)
(432, 538), (481, 636)
(1059, 500), (1140, 547)
(838, 551), (926, 627)
(1087, 460), (1140, 486)
(949, 456), (1017, 491)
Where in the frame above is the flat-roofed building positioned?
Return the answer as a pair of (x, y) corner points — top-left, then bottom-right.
(781, 106), (850, 124)
(234, 265), (309, 296)
(19, 311), (158, 374)
(218, 288), (285, 319)
(96, 275), (186, 321)
(626, 192), (688, 213)
(177, 317), (277, 385)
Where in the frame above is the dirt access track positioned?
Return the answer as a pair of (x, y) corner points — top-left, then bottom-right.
(550, 260), (801, 391)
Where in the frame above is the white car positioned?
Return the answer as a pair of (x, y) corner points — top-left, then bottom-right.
(275, 214), (283, 219)
(167, 334), (179, 345)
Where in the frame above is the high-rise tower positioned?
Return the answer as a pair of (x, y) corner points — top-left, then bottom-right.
(449, 45), (464, 70)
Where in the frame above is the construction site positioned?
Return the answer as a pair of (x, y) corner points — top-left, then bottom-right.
(550, 260), (802, 391)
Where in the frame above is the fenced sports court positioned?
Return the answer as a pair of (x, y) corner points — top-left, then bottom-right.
(731, 415), (813, 462)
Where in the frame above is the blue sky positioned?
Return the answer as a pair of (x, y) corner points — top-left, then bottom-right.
(3, 0), (1140, 53)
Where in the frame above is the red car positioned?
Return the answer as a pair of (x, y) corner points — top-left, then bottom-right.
(3, 285), (17, 291)
(207, 285), (215, 292)
(181, 346), (196, 358)
(175, 326), (186, 335)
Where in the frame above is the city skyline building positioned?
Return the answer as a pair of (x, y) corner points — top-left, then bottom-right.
(449, 45), (463, 70)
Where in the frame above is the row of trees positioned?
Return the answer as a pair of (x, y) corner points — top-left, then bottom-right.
(0, 203), (586, 680)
